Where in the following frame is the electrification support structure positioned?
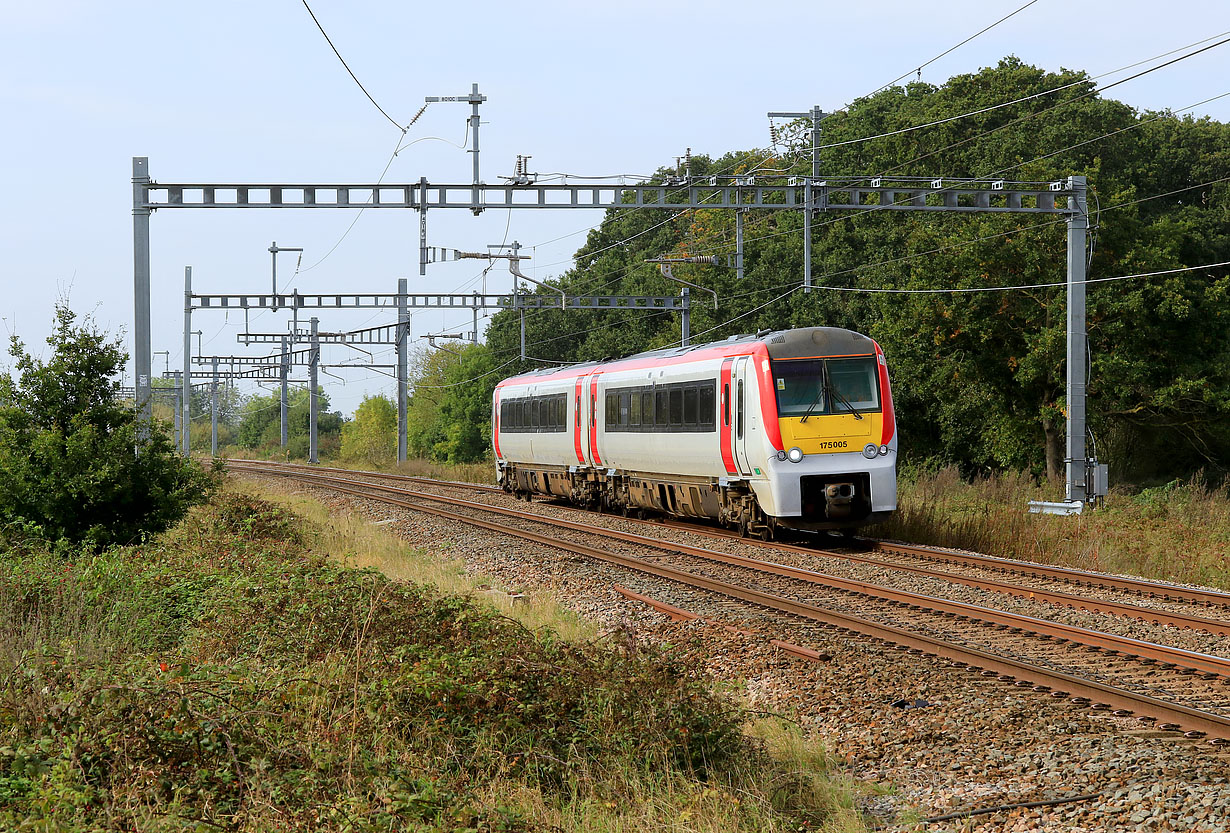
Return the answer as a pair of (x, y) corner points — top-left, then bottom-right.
(210, 357), (219, 457)
(280, 335), (290, 448)
(132, 158), (152, 428)
(397, 277), (409, 462)
(1066, 175), (1089, 503)
(182, 266), (192, 457)
(309, 317), (319, 464)
(767, 107), (828, 293)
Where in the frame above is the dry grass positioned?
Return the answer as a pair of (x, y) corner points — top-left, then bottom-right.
(236, 478), (598, 643)
(876, 468), (1230, 589)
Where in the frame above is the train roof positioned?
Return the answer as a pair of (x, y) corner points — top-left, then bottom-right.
(497, 326), (876, 388)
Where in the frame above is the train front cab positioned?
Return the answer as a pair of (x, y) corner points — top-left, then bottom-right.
(750, 330), (897, 532)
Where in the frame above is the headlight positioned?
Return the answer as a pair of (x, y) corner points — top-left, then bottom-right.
(787, 447), (804, 463)
(776, 450), (788, 462)
(863, 444), (878, 459)
(879, 445), (890, 456)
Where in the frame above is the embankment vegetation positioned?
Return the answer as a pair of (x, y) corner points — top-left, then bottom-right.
(1, 490), (865, 831)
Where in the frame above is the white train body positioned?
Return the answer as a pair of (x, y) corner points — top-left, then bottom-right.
(493, 327), (897, 536)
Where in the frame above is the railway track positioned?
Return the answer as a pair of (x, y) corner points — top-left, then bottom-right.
(235, 459), (1230, 628)
(232, 460), (1230, 742)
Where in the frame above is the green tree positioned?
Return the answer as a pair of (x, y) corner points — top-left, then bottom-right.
(407, 343), (499, 463)
(0, 305), (215, 547)
(340, 394), (397, 463)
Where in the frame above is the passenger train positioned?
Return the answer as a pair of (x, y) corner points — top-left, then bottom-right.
(492, 326), (896, 538)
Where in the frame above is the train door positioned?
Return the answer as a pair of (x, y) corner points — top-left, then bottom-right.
(573, 375), (588, 465)
(587, 372), (604, 467)
(731, 356), (754, 476)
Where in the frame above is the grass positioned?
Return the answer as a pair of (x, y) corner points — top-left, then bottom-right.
(251, 478), (598, 644)
(875, 467), (1230, 590)
(0, 484), (867, 832)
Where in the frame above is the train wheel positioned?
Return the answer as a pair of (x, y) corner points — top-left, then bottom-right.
(738, 518), (750, 538)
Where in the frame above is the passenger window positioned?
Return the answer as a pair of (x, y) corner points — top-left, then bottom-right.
(629, 389), (641, 426)
(606, 392), (618, 426)
(619, 392), (630, 426)
(669, 389), (683, 426)
(699, 384), (715, 429)
(642, 392), (654, 427)
(655, 390), (669, 426)
(684, 387), (698, 425)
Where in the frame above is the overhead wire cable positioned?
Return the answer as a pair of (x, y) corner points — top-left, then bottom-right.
(301, 0), (407, 133)
(809, 259), (1230, 294)
(859, 0), (1042, 100)
(795, 30), (1230, 157)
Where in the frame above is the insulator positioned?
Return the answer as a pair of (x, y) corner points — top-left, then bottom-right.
(406, 103), (428, 128)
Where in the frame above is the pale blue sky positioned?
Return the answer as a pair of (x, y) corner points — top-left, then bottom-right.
(1, 1), (1227, 415)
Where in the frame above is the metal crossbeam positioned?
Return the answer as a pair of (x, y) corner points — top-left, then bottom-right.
(238, 323), (403, 345)
(164, 369), (316, 382)
(196, 351), (395, 369)
(193, 292), (685, 311)
(142, 177), (1074, 214)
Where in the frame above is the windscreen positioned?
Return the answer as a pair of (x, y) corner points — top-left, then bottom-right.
(772, 356), (880, 418)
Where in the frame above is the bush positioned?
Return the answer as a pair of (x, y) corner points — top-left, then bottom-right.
(0, 304), (216, 548)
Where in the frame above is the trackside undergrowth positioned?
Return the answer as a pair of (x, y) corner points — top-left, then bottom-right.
(0, 489), (865, 832)
(876, 468), (1230, 590)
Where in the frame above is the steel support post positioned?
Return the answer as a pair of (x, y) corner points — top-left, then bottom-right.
(736, 210), (744, 280)
(182, 266), (192, 457)
(803, 180), (812, 293)
(397, 278), (409, 463)
(132, 157), (153, 429)
(469, 83), (482, 215)
(512, 241), (525, 360)
(309, 317), (319, 464)
(681, 287), (690, 346)
(210, 357), (219, 457)
(1065, 175), (1089, 502)
(279, 335), (289, 448)
(419, 177), (429, 276)
(172, 371), (182, 451)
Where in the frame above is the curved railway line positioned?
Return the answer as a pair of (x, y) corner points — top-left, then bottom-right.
(232, 459), (1230, 743)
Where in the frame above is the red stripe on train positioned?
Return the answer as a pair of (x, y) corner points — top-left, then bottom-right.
(719, 359), (737, 474)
